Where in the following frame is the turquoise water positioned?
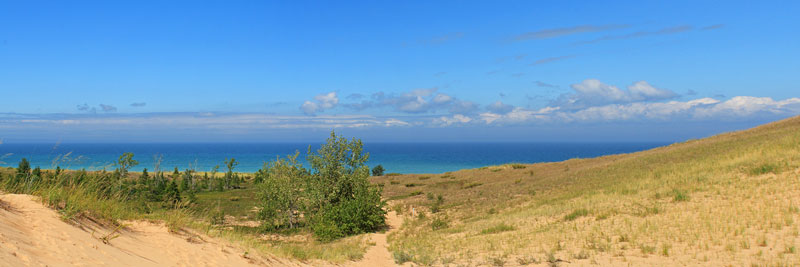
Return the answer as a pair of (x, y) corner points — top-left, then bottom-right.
(0, 143), (666, 174)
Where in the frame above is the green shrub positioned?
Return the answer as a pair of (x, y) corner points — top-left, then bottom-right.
(431, 216), (449, 230)
(371, 165), (385, 176)
(510, 163), (526, 169)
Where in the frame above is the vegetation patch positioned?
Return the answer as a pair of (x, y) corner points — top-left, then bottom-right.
(392, 250), (413, 264)
(480, 222), (516, 234)
(462, 182), (483, 189)
(671, 189), (690, 202)
(564, 208), (590, 221)
(510, 163), (527, 169)
(749, 163), (780, 175)
(431, 216), (449, 230)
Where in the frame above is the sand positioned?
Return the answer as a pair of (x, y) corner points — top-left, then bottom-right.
(350, 210), (403, 267)
(0, 193), (413, 266)
(0, 193), (299, 267)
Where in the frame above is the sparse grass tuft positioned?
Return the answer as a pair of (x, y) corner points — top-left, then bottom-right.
(392, 250), (414, 264)
(510, 163), (527, 169)
(564, 208), (589, 221)
(671, 189), (690, 202)
(431, 216), (449, 230)
(481, 222), (516, 234)
(462, 182), (483, 189)
(749, 163), (780, 175)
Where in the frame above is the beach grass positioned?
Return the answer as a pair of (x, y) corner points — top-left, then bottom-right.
(375, 115), (800, 266)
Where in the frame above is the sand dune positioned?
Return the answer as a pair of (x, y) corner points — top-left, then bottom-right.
(0, 193), (301, 267)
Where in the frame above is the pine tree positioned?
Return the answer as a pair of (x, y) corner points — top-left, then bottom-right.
(163, 180), (181, 208)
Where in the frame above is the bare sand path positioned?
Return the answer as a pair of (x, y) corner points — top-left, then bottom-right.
(349, 210), (403, 267)
(0, 193), (303, 267)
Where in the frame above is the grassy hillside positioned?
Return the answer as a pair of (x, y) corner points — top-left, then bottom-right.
(375, 116), (800, 266)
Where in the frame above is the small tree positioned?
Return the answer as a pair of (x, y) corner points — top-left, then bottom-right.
(371, 165), (385, 176)
(258, 152), (307, 229)
(163, 179), (181, 208)
(224, 158), (238, 190)
(116, 152), (139, 178)
(139, 168), (149, 184)
(305, 131), (386, 241)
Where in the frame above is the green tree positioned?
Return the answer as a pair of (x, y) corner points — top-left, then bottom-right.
(371, 165), (385, 176)
(139, 168), (149, 184)
(257, 152), (307, 229)
(163, 179), (181, 207)
(305, 131), (386, 241)
(17, 158), (31, 177)
(224, 158), (238, 190)
(180, 169), (192, 192)
(116, 152), (139, 178)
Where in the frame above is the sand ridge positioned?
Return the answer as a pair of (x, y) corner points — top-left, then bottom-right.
(0, 193), (297, 267)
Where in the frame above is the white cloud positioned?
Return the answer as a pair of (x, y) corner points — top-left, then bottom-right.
(554, 79), (678, 109)
(479, 96), (800, 125)
(433, 114), (472, 126)
(694, 96), (800, 118)
(300, 92), (339, 115)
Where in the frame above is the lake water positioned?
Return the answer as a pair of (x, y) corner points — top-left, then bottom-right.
(0, 142), (667, 174)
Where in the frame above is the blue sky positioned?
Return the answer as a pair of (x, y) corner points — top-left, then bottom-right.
(1, 1), (799, 142)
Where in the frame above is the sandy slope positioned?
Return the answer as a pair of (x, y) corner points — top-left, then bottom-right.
(0, 194), (298, 267)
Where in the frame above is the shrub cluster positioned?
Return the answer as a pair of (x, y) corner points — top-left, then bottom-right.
(255, 131), (386, 241)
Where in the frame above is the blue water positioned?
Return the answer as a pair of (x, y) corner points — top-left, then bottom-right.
(0, 143), (667, 174)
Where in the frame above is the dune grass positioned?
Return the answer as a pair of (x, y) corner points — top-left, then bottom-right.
(377, 116), (800, 266)
(0, 169), (368, 264)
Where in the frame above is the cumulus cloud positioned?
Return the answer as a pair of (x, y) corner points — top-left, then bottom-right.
(130, 102), (146, 107)
(552, 79), (678, 110)
(99, 104), (117, 112)
(301, 92), (339, 115)
(512, 24), (629, 41)
(694, 96), (800, 118)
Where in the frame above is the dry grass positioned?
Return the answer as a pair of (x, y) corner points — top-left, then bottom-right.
(375, 116), (800, 266)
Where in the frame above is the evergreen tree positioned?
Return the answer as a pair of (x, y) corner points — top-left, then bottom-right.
(163, 179), (181, 207)
(139, 168), (149, 184)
